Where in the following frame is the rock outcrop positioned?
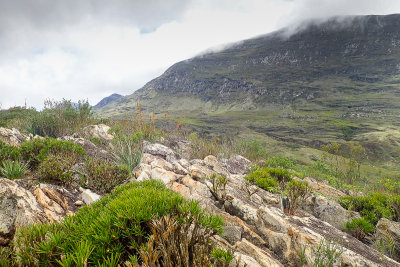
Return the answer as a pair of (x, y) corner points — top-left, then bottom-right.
(0, 179), (80, 245)
(0, 129), (399, 266)
(82, 124), (114, 141)
(0, 127), (29, 146)
(132, 142), (400, 267)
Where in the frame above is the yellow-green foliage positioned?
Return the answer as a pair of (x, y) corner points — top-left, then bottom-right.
(339, 192), (400, 230)
(11, 180), (224, 266)
(345, 218), (375, 240)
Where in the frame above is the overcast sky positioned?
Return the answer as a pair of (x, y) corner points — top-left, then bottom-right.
(1, 0), (400, 109)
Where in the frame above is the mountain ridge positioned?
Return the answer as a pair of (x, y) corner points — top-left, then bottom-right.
(94, 93), (123, 109)
(96, 13), (400, 166)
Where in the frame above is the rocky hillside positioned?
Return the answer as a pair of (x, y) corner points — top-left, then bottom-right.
(95, 14), (400, 169)
(1, 126), (399, 266)
(97, 14), (400, 115)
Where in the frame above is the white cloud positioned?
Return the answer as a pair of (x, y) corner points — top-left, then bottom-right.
(0, 0), (399, 109)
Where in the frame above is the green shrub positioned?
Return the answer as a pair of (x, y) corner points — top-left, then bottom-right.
(339, 193), (393, 226)
(265, 155), (296, 169)
(345, 218), (375, 240)
(20, 138), (85, 169)
(13, 180), (224, 266)
(37, 155), (76, 185)
(0, 141), (21, 163)
(390, 194), (400, 222)
(85, 158), (130, 194)
(245, 167), (280, 193)
(29, 99), (93, 138)
(0, 160), (28, 179)
(267, 167), (292, 185)
(286, 180), (312, 215)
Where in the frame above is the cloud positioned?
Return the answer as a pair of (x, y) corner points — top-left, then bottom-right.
(283, 0), (400, 27)
(0, 0), (400, 109)
(0, 0), (192, 32)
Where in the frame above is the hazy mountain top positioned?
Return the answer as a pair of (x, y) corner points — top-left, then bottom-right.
(94, 93), (123, 109)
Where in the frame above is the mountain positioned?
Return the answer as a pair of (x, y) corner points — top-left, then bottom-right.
(94, 93), (123, 109)
(96, 14), (400, 166)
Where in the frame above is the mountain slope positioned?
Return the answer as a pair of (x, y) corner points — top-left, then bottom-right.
(97, 14), (400, 167)
(94, 93), (123, 109)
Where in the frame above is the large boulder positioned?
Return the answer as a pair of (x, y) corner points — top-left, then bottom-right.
(143, 142), (180, 163)
(0, 179), (79, 245)
(0, 127), (29, 147)
(302, 195), (360, 230)
(82, 124), (114, 141)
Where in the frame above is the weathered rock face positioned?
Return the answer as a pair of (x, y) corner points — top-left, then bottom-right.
(0, 179), (80, 245)
(301, 177), (346, 198)
(133, 142), (400, 267)
(302, 195), (359, 230)
(0, 127), (29, 146)
(143, 142), (180, 162)
(82, 124), (114, 141)
(221, 154), (251, 175)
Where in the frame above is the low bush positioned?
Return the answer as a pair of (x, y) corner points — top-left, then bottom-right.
(345, 218), (375, 240)
(20, 138), (85, 169)
(29, 99), (93, 138)
(211, 248), (235, 266)
(339, 193), (393, 226)
(244, 167), (280, 193)
(285, 180), (312, 215)
(37, 154), (77, 185)
(12, 180), (224, 266)
(85, 158), (130, 194)
(265, 155), (296, 169)
(0, 141), (21, 163)
(0, 160), (28, 179)
(267, 167), (292, 186)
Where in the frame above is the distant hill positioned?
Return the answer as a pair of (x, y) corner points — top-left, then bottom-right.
(94, 93), (123, 109)
(96, 14), (400, 165)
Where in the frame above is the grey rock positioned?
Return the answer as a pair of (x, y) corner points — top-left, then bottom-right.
(222, 154), (251, 174)
(302, 195), (359, 230)
(223, 225), (243, 244)
(143, 142), (180, 162)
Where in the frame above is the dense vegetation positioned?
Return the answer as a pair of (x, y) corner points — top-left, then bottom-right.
(0, 99), (94, 137)
(1, 180), (228, 266)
